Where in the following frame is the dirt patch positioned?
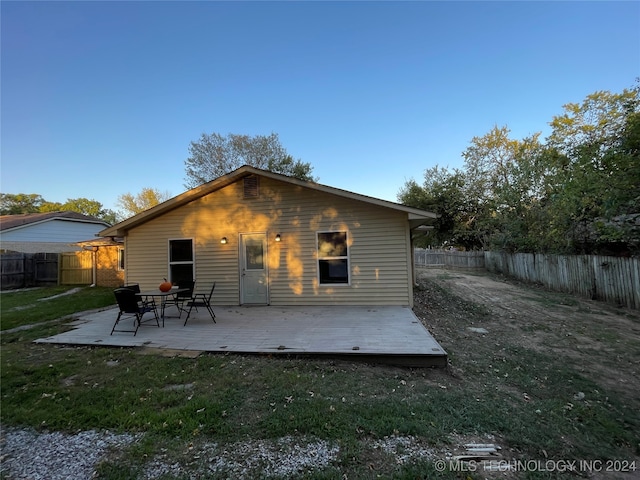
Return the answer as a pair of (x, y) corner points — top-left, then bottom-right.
(138, 347), (203, 358)
(415, 268), (640, 401)
(412, 268), (640, 479)
(37, 287), (84, 301)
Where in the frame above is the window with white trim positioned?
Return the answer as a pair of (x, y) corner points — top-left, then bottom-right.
(169, 239), (194, 284)
(317, 231), (349, 284)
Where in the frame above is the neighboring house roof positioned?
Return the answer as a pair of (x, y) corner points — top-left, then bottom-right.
(76, 237), (124, 247)
(0, 211), (110, 232)
(100, 165), (438, 237)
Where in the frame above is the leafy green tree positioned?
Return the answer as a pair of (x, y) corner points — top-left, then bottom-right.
(115, 187), (172, 221)
(1, 194), (115, 224)
(399, 166), (474, 248)
(39, 201), (64, 212)
(544, 86), (640, 253)
(416, 126), (544, 250)
(0, 193), (45, 215)
(463, 128), (548, 251)
(402, 83), (640, 255)
(184, 132), (316, 188)
(61, 198), (113, 221)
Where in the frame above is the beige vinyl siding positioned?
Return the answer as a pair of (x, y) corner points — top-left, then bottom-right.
(125, 207), (241, 304)
(124, 176), (413, 306)
(261, 178), (411, 305)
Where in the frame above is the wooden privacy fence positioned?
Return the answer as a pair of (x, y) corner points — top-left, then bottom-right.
(1, 253), (58, 289)
(1, 251), (93, 289)
(484, 252), (640, 310)
(59, 251), (93, 285)
(414, 249), (485, 269)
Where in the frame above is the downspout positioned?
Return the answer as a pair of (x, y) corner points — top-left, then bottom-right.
(81, 245), (98, 287)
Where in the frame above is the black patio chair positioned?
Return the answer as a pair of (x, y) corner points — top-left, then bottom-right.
(183, 282), (216, 326)
(164, 280), (195, 318)
(123, 283), (158, 311)
(123, 283), (141, 292)
(111, 287), (159, 336)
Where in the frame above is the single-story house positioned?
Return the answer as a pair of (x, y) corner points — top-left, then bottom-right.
(0, 211), (111, 254)
(99, 166), (437, 307)
(76, 236), (125, 288)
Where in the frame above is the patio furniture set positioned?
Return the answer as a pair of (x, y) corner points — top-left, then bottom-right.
(111, 282), (216, 336)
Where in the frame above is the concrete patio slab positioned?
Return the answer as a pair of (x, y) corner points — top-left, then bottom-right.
(35, 305), (447, 367)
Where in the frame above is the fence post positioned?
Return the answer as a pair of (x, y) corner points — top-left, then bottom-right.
(25, 253), (34, 287)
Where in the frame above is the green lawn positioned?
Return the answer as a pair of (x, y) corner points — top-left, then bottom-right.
(0, 286), (115, 331)
(1, 282), (638, 479)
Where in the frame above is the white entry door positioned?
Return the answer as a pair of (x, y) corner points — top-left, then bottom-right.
(240, 233), (269, 304)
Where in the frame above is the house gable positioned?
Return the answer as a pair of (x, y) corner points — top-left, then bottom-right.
(1, 218), (107, 242)
(100, 166), (436, 237)
(0, 212), (110, 253)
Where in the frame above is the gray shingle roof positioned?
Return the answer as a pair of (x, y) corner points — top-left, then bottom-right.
(0, 211), (109, 232)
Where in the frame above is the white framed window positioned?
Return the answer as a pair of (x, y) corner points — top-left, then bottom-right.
(117, 248), (125, 271)
(168, 238), (194, 284)
(317, 231), (350, 285)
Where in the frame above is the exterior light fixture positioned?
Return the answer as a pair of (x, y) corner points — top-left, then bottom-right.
(275, 234), (281, 242)
(220, 237), (228, 244)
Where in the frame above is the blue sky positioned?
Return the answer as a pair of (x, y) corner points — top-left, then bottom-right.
(2, 1), (638, 214)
